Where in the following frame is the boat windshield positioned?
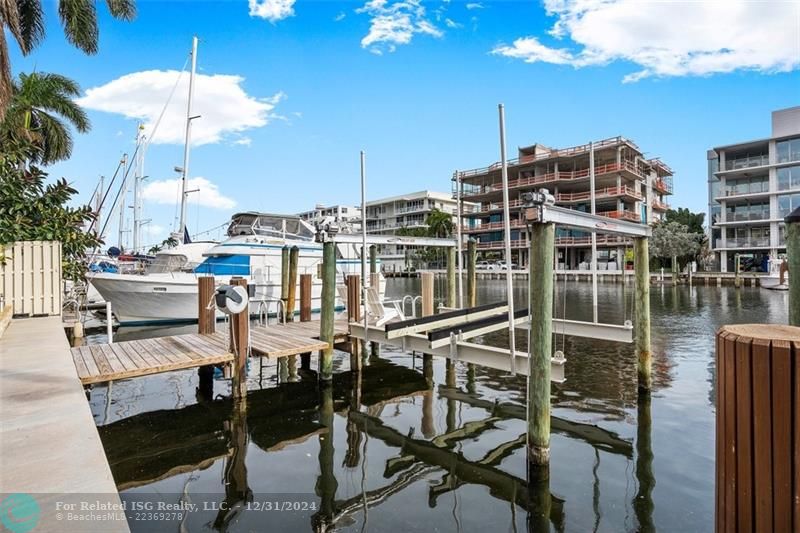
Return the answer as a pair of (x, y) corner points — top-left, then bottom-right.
(227, 213), (314, 241)
(145, 254), (190, 274)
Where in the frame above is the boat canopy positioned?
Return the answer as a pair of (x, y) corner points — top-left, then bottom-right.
(227, 212), (315, 241)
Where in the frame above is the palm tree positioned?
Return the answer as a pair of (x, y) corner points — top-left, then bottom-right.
(0, 0), (136, 117)
(1, 71), (90, 164)
(425, 208), (454, 238)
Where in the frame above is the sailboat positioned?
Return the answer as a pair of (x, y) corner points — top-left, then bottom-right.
(90, 38), (384, 324)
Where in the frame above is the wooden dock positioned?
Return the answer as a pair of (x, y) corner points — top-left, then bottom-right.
(71, 319), (350, 385)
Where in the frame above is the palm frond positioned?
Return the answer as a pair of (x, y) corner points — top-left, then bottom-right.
(0, 35), (12, 121)
(0, 0), (25, 50)
(105, 0), (135, 21)
(15, 0), (45, 53)
(32, 110), (73, 165)
(58, 0), (98, 54)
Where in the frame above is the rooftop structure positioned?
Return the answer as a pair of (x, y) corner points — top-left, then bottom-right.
(458, 136), (673, 270)
(297, 204), (361, 229)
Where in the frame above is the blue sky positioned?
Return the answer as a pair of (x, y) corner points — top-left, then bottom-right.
(8, 0), (800, 250)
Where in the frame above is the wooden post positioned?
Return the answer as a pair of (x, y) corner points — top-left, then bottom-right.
(715, 324), (800, 533)
(198, 276), (216, 335)
(734, 253), (742, 289)
(286, 245), (299, 321)
(634, 392), (655, 531)
(198, 276), (216, 394)
(370, 244), (377, 274)
(369, 250), (380, 357)
(280, 245), (289, 321)
(229, 277), (250, 400)
(315, 383), (337, 530)
(346, 275), (362, 372)
(299, 273), (312, 322)
(467, 238), (477, 307)
(634, 237), (652, 393)
(319, 241), (336, 381)
(786, 209), (800, 325)
(528, 221), (554, 467)
(446, 246), (456, 309)
(421, 271), (434, 317)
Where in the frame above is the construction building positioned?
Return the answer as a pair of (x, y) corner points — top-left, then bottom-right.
(457, 136), (673, 270)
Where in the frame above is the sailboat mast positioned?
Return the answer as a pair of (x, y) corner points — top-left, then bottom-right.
(118, 154), (128, 250)
(133, 124), (145, 252)
(178, 36), (198, 237)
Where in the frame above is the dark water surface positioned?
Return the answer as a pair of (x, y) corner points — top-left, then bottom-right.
(87, 280), (788, 532)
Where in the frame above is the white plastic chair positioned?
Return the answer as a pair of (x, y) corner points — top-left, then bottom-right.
(366, 286), (405, 327)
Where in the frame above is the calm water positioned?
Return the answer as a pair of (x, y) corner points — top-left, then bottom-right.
(86, 280), (789, 532)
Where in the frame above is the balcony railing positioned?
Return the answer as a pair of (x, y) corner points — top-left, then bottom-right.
(465, 219), (525, 233)
(555, 235), (631, 246)
(476, 239), (527, 250)
(555, 185), (643, 203)
(395, 205), (426, 215)
(597, 209), (642, 222)
(724, 211), (770, 222)
(724, 237), (771, 248)
(651, 199), (670, 211)
(725, 154), (770, 171)
(653, 178), (673, 194)
(462, 161), (648, 197)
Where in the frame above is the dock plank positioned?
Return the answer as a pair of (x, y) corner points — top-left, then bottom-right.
(89, 345), (114, 376)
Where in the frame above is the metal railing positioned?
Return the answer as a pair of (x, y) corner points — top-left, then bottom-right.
(725, 154), (770, 171)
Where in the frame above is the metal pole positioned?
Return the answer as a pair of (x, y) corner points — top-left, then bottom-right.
(360, 151), (369, 350)
(178, 36), (198, 236)
(498, 104), (516, 374)
(287, 246), (299, 321)
(590, 141), (598, 323)
(446, 247), (456, 308)
(467, 238), (477, 307)
(117, 154), (128, 249)
(456, 171), (464, 308)
(105, 301), (113, 344)
(132, 125), (143, 252)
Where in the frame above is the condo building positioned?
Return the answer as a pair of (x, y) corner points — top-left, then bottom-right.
(362, 190), (466, 271)
(457, 136), (673, 269)
(708, 106), (800, 272)
(297, 204), (362, 229)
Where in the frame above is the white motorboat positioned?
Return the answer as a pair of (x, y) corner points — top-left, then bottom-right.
(90, 213), (384, 325)
(760, 258), (789, 291)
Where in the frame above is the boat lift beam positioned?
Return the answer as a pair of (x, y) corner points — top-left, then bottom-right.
(317, 231), (457, 248)
(349, 323), (566, 383)
(385, 302), (509, 339)
(427, 308), (528, 349)
(522, 192), (651, 238)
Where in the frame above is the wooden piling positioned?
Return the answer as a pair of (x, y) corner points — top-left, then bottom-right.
(286, 245), (299, 321)
(528, 221), (554, 466)
(198, 276), (216, 335)
(229, 277), (250, 400)
(346, 275), (362, 372)
(300, 274), (312, 322)
(369, 252), (380, 357)
(421, 271), (434, 317)
(319, 241), (336, 381)
(370, 244), (377, 274)
(280, 246), (289, 321)
(786, 209), (800, 326)
(715, 324), (800, 533)
(467, 238), (477, 307)
(634, 237), (652, 392)
(446, 246), (456, 309)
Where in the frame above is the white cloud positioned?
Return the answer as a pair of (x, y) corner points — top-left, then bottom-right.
(492, 0), (800, 82)
(465, 2), (483, 9)
(78, 70), (283, 145)
(142, 177), (236, 209)
(445, 18), (462, 29)
(249, 0), (296, 22)
(144, 223), (165, 237)
(232, 137), (252, 147)
(357, 0), (443, 54)
(334, 11), (346, 21)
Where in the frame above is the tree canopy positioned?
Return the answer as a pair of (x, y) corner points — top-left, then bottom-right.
(649, 221), (702, 269)
(664, 208), (705, 235)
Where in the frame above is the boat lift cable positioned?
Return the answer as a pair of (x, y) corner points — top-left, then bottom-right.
(85, 158), (125, 236)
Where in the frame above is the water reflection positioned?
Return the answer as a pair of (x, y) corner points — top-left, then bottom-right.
(91, 282), (787, 532)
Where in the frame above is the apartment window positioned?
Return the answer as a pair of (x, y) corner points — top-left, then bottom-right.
(777, 137), (800, 164)
(725, 176), (768, 195)
(777, 165), (800, 191)
(778, 193), (800, 217)
(341, 207), (348, 213)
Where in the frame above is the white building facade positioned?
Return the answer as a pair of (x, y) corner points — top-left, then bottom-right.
(709, 107), (800, 272)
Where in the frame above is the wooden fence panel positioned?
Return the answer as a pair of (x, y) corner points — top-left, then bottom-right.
(0, 241), (62, 316)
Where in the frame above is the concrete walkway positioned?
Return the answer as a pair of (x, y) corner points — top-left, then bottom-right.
(0, 316), (129, 532)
